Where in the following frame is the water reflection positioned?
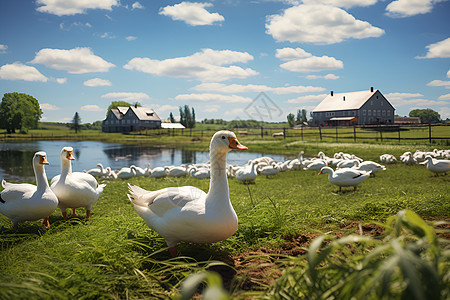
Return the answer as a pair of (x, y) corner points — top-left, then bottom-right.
(0, 141), (287, 181)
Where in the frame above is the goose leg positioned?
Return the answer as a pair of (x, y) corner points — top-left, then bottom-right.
(354, 186), (357, 191)
(169, 246), (177, 257)
(43, 217), (50, 228)
(72, 208), (76, 217)
(61, 209), (68, 220)
(85, 209), (91, 220)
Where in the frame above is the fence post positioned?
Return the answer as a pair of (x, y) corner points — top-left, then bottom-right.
(283, 127), (286, 139)
(398, 126), (400, 142)
(380, 125), (383, 142)
(301, 126), (303, 141)
(353, 126), (356, 142)
(319, 126), (322, 141)
(190, 128), (192, 137)
(335, 126), (338, 142)
(429, 124), (432, 143)
(261, 127), (263, 138)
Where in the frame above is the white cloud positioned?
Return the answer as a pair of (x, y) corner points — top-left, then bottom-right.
(416, 37), (450, 59)
(132, 2), (144, 9)
(275, 47), (312, 61)
(84, 78), (112, 87)
(386, 0), (444, 18)
(0, 62), (48, 82)
(174, 93), (253, 103)
(438, 93), (450, 100)
(36, 0), (118, 16)
(40, 103), (59, 110)
(302, 0), (377, 8)
(55, 77), (67, 84)
(266, 4), (384, 45)
(101, 92), (150, 102)
(439, 106), (450, 119)
(59, 22), (92, 31)
(153, 104), (179, 112)
(126, 36), (137, 41)
(192, 82), (325, 94)
(98, 32), (115, 39)
(306, 74), (340, 80)
(447, 69), (450, 78)
(275, 47), (343, 73)
(286, 94), (329, 104)
(385, 92), (448, 107)
(31, 47), (115, 74)
(0, 44), (7, 53)
(281, 55), (344, 73)
(124, 48), (258, 82)
(427, 80), (450, 89)
(159, 2), (224, 26)
(81, 105), (104, 111)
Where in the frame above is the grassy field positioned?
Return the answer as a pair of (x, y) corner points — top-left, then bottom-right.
(0, 139), (449, 298)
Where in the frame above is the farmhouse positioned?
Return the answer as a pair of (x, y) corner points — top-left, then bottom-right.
(102, 105), (162, 133)
(312, 87), (395, 126)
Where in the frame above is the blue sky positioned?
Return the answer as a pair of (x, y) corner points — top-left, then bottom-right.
(0, 0), (449, 124)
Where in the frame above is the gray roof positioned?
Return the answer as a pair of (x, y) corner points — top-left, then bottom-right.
(127, 106), (161, 121)
(313, 90), (377, 112)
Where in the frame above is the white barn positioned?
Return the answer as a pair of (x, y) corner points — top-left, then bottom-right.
(312, 87), (395, 126)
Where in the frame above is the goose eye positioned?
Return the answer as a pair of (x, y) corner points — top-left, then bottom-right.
(222, 136), (226, 139)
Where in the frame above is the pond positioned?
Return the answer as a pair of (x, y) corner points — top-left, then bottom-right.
(0, 141), (288, 181)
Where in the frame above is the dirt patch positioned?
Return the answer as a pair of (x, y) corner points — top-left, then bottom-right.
(207, 220), (448, 295)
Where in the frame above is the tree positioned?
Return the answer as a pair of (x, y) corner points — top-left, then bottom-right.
(169, 112), (176, 123)
(295, 109), (308, 125)
(287, 113), (295, 128)
(0, 92), (42, 133)
(179, 105), (196, 128)
(72, 112), (81, 133)
(409, 109), (441, 124)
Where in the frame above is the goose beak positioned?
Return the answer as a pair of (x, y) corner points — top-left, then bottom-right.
(318, 171), (322, 175)
(41, 155), (50, 165)
(228, 137), (248, 150)
(66, 151), (75, 160)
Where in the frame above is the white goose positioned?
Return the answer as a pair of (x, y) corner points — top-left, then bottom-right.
(166, 165), (187, 177)
(319, 167), (371, 192)
(303, 159), (327, 171)
(51, 147), (106, 220)
(131, 165), (146, 177)
(235, 160), (258, 183)
(128, 131), (248, 256)
(149, 166), (167, 178)
(257, 163), (280, 178)
(117, 166), (137, 179)
(352, 161), (386, 175)
(420, 155), (450, 175)
(84, 163), (107, 177)
(0, 152), (58, 229)
(189, 166), (210, 179)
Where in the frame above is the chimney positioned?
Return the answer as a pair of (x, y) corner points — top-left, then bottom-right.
(343, 96), (345, 101)
(331, 91), (334, 96)
(370, 87), (374, 92)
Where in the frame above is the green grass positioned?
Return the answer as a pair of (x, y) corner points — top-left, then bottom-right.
(1, 152), (449, 298)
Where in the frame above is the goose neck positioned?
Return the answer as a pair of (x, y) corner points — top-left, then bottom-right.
(34, 164), (49, 192)
(61, 159), (72, 177)
(208, 148), (229, 198)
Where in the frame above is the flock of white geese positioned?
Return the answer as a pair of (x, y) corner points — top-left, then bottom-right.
(1, 130), (449, 256)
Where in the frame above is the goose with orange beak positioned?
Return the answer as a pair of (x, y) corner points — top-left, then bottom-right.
(51, 147), (106, 220)
(0, 152), (58, 229)
(128, 130), (247, 257)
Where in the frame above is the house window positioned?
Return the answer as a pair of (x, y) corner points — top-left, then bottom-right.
(368, 110), (371, 116)
(382, 110), (386, 116)
(363, 110), (366, 115)
(373, 110), (376, 116)
(381, 101), (383, 106)
(378, 110), (381, 116)
(371, 100), (373, 105)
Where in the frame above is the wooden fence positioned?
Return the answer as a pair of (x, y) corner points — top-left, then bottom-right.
(135, 124), (450, 144)
(2, 124), (449, 145)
